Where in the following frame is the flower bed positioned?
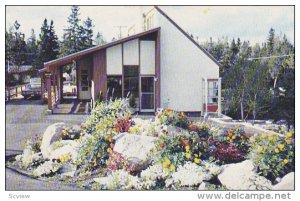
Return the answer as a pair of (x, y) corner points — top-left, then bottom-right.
(7, 99), (295, 190)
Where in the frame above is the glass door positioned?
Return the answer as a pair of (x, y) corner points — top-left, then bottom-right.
(140, 76), (155, 112)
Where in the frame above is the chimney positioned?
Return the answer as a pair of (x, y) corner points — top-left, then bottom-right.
(139, 6), (145, 32)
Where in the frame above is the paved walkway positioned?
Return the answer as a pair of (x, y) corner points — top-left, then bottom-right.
(5, 98), (88, 190)
(5, 98), (88, 156)
(6, 168), (82, 191)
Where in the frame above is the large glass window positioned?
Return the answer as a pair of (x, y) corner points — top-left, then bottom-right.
(107, 76), (122, 100)
(124, 66), (139, 98)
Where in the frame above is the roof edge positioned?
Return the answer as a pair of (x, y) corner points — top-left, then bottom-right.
(154, 6), (222, 68)
(44, 27), (161, 68)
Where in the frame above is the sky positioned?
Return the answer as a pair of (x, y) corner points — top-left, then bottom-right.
(5, 6), (294, 45)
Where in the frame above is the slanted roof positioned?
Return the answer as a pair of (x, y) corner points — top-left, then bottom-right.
(154, 6), (222, 68)
(42, 27), (160, 72)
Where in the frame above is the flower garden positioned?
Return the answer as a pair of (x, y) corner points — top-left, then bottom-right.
(7, 99), (295, 190)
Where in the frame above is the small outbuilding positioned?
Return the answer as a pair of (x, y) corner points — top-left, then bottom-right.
(40, 6), (221, 116)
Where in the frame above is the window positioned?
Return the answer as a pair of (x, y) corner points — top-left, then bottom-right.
(81, 69), (89, 91)
(107, 76), (122, 100)
(124, 66), (139, 98)
(208, 81), (218, 103)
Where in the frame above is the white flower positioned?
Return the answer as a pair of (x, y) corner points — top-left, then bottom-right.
(15, 154), (23, 162)
(166, 162), (204, 187)
(249, 175), (272, 190)
(32, 161), (62, 177)
(140, 163), (168, 181)
(94, 170), (140, 190)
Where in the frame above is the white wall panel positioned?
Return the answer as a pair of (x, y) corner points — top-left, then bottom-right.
(140, 41), (155, 75)
(106, 45), (122, 75)
(156, 10), (219, 112)
(123, 39), (139, 65)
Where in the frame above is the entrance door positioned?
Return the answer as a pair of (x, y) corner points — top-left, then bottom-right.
(78, 66), (91, 100)
(140, 76), (155, 112)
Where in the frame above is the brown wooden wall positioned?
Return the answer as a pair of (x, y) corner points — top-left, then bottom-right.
(92, 50), (107, 102)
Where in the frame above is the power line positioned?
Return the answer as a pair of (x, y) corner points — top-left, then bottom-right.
(247, 54), (294, 61)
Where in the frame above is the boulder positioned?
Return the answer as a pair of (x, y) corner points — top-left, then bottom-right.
(113, 133), (157, 170)
(273, 172), (294, 190)
(60, 163), (77, 177)
(40, 122), (66, 159)
(218, 160), (256, 190)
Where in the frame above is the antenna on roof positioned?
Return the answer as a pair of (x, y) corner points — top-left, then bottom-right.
(114, 25), (127, 39)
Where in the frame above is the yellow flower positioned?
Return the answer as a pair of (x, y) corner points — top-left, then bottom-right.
(96, 125), (101, 130)
(257, 146), (263, 153)
(162, 161), (168, 168)
(232, 135), (236, 139)
(166, 159), (171, 165)
(194, 158), (200, 164)
(164, 167), (170, 173)
(275, 148), (280, 153)
(185, 146), (190, 152)
(186, 152), (191, 159)
(107, 148), (112, 153)
(285, 139), (291, 144)
(229, 139), (233, 143)
(287, 132), (293, 138)
(283, 159), (289, 164)
(268, 135), (273, 141)
(97, 152), (101, 157)
(278, 144), (285, 150)
(261, 133), (266, 139)
(170, 164), (175, 171)
(226, 136), (230, 141)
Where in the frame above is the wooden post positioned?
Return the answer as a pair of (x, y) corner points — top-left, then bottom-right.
(41, 75), (45, 101)
(7, 88), (10, 101)
(45, 72), (52, 113)
(218, 78), (222, 117)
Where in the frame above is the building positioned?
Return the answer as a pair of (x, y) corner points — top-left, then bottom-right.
(40, 6), (221, 115)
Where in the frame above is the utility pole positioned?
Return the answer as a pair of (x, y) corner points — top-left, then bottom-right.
(114, 25), (127, 39)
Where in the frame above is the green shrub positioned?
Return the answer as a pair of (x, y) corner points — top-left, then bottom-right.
(248, 132), (295, 181)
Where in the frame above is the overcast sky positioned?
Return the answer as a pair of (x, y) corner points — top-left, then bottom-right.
(6, 6), (294, 45)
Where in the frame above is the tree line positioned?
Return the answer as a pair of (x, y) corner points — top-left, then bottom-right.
(5, 6), (106, 85)
(202, 28), (294, 128)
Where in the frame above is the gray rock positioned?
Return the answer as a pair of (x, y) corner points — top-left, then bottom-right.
(60, 163), (77, 177)
(218, 160), (256, 190)
(113, 133), (157, 170)
(273, 172), (294, 190)
(40, 122), (66, 159)
(198, 182), (207, 190)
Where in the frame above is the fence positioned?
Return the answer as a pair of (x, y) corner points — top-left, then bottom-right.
(5, 84), (27, 101)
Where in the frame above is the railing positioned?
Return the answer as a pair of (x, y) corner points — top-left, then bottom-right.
(5, 84), (27, 101)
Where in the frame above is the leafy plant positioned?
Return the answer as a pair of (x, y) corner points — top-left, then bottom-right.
(211, 142), (246, 164)
(115, 118), (134, 133)
(157, 109), (190, 129)
(248, 132), (295, 181)
(77, 99), (131, 170)
(156, 127), (214, 172)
